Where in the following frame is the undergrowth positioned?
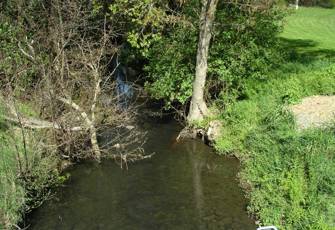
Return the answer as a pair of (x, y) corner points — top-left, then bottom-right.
(0, 104), (63, 229)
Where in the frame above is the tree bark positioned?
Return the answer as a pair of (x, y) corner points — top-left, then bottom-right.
(187, 0), (218, 123)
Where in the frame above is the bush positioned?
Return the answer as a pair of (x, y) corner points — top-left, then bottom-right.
(308, 0), (335, 8)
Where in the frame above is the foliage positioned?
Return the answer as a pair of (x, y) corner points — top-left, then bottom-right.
(0, 18), (58, 228)
(144, 21), (198, 105)
(144, 1), (286, 107)
(0, 22), (37, 91)
(93, 0), (184, 56)
(209, 2), (286, 106)
(1, 0), (147, 227)
(108, 0), (166, 55)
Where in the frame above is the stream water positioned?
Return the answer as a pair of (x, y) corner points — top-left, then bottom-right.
(28, 120), (255, 230)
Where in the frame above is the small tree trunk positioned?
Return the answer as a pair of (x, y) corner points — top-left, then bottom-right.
(89, 124), (101, 161)
(187, 0), (218, 123)
(295, 0), (299, 10)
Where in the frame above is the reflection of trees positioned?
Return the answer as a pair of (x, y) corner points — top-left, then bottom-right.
(186, 140), (205, 225)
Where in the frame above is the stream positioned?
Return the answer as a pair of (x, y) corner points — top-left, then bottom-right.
(28, 120), (256, 230)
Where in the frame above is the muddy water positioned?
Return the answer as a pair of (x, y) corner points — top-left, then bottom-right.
(28, 121), (255, 230)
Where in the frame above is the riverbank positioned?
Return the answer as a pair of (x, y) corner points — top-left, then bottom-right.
(213, 7), (335, 229)
(0, 103), (65, 229)
(1, 6), (334, 230)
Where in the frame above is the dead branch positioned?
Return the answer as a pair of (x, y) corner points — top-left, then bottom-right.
(3, 0), (148, 165)
(57, 96), (101, 161)
(3, 115), (83, 131)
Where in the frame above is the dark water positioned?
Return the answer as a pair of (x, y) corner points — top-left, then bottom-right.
(28, 121), (255, 230)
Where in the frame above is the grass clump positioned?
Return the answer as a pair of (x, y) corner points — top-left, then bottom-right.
(215, 7), (335, 229)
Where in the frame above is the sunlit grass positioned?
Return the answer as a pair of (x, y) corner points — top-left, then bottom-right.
(215, 7), (335, 229)
(281, 7), (335, 51)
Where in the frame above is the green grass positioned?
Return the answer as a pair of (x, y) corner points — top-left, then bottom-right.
(0, 104), (62, 229)
(0, 138), (25, 229)
(0, 107), (25, 229)
(281, 7), (335, 51)
(214, 7), (335, 230)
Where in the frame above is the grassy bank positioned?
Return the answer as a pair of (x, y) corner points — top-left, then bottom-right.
(0, 104), (63, 229)
(0, 114), (25, 229)
(215, 7), (335, 229)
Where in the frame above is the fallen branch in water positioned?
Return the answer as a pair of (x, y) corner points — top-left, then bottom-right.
(106, 149), (155, 170)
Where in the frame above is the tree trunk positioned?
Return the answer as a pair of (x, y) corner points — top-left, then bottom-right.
(187, 0), (218, 123)
(295, 0), (299, 10)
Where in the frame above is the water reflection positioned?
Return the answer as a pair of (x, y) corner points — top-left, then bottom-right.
(28, 122), (255, 230)
(188, 140), (204, 225)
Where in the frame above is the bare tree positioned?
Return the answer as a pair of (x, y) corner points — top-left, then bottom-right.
(2, 0), (149, 164)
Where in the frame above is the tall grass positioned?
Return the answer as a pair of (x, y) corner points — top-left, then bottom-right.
(0, 108), (25, 229)
(216, 63), (335, 230)
(0, 104), (62, 229)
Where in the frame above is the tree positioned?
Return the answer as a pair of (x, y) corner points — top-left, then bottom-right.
(187, 0), (218, 122)
(1, 0), (148, 163)
(145, 1), (284, 121)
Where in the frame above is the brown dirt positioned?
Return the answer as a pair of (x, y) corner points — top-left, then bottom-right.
(290, 95), (335, 130)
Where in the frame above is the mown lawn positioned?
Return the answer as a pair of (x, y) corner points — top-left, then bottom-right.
(281, 7), (335, 51)
(215, 7), (335, 230)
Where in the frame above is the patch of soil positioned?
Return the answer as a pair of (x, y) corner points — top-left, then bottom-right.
(290, 95), (335, 130)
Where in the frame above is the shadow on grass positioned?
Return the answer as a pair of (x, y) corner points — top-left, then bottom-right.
(0, 121), (9, 131)
(275, 38), (335, 74)
(281, 38), (335, 62)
